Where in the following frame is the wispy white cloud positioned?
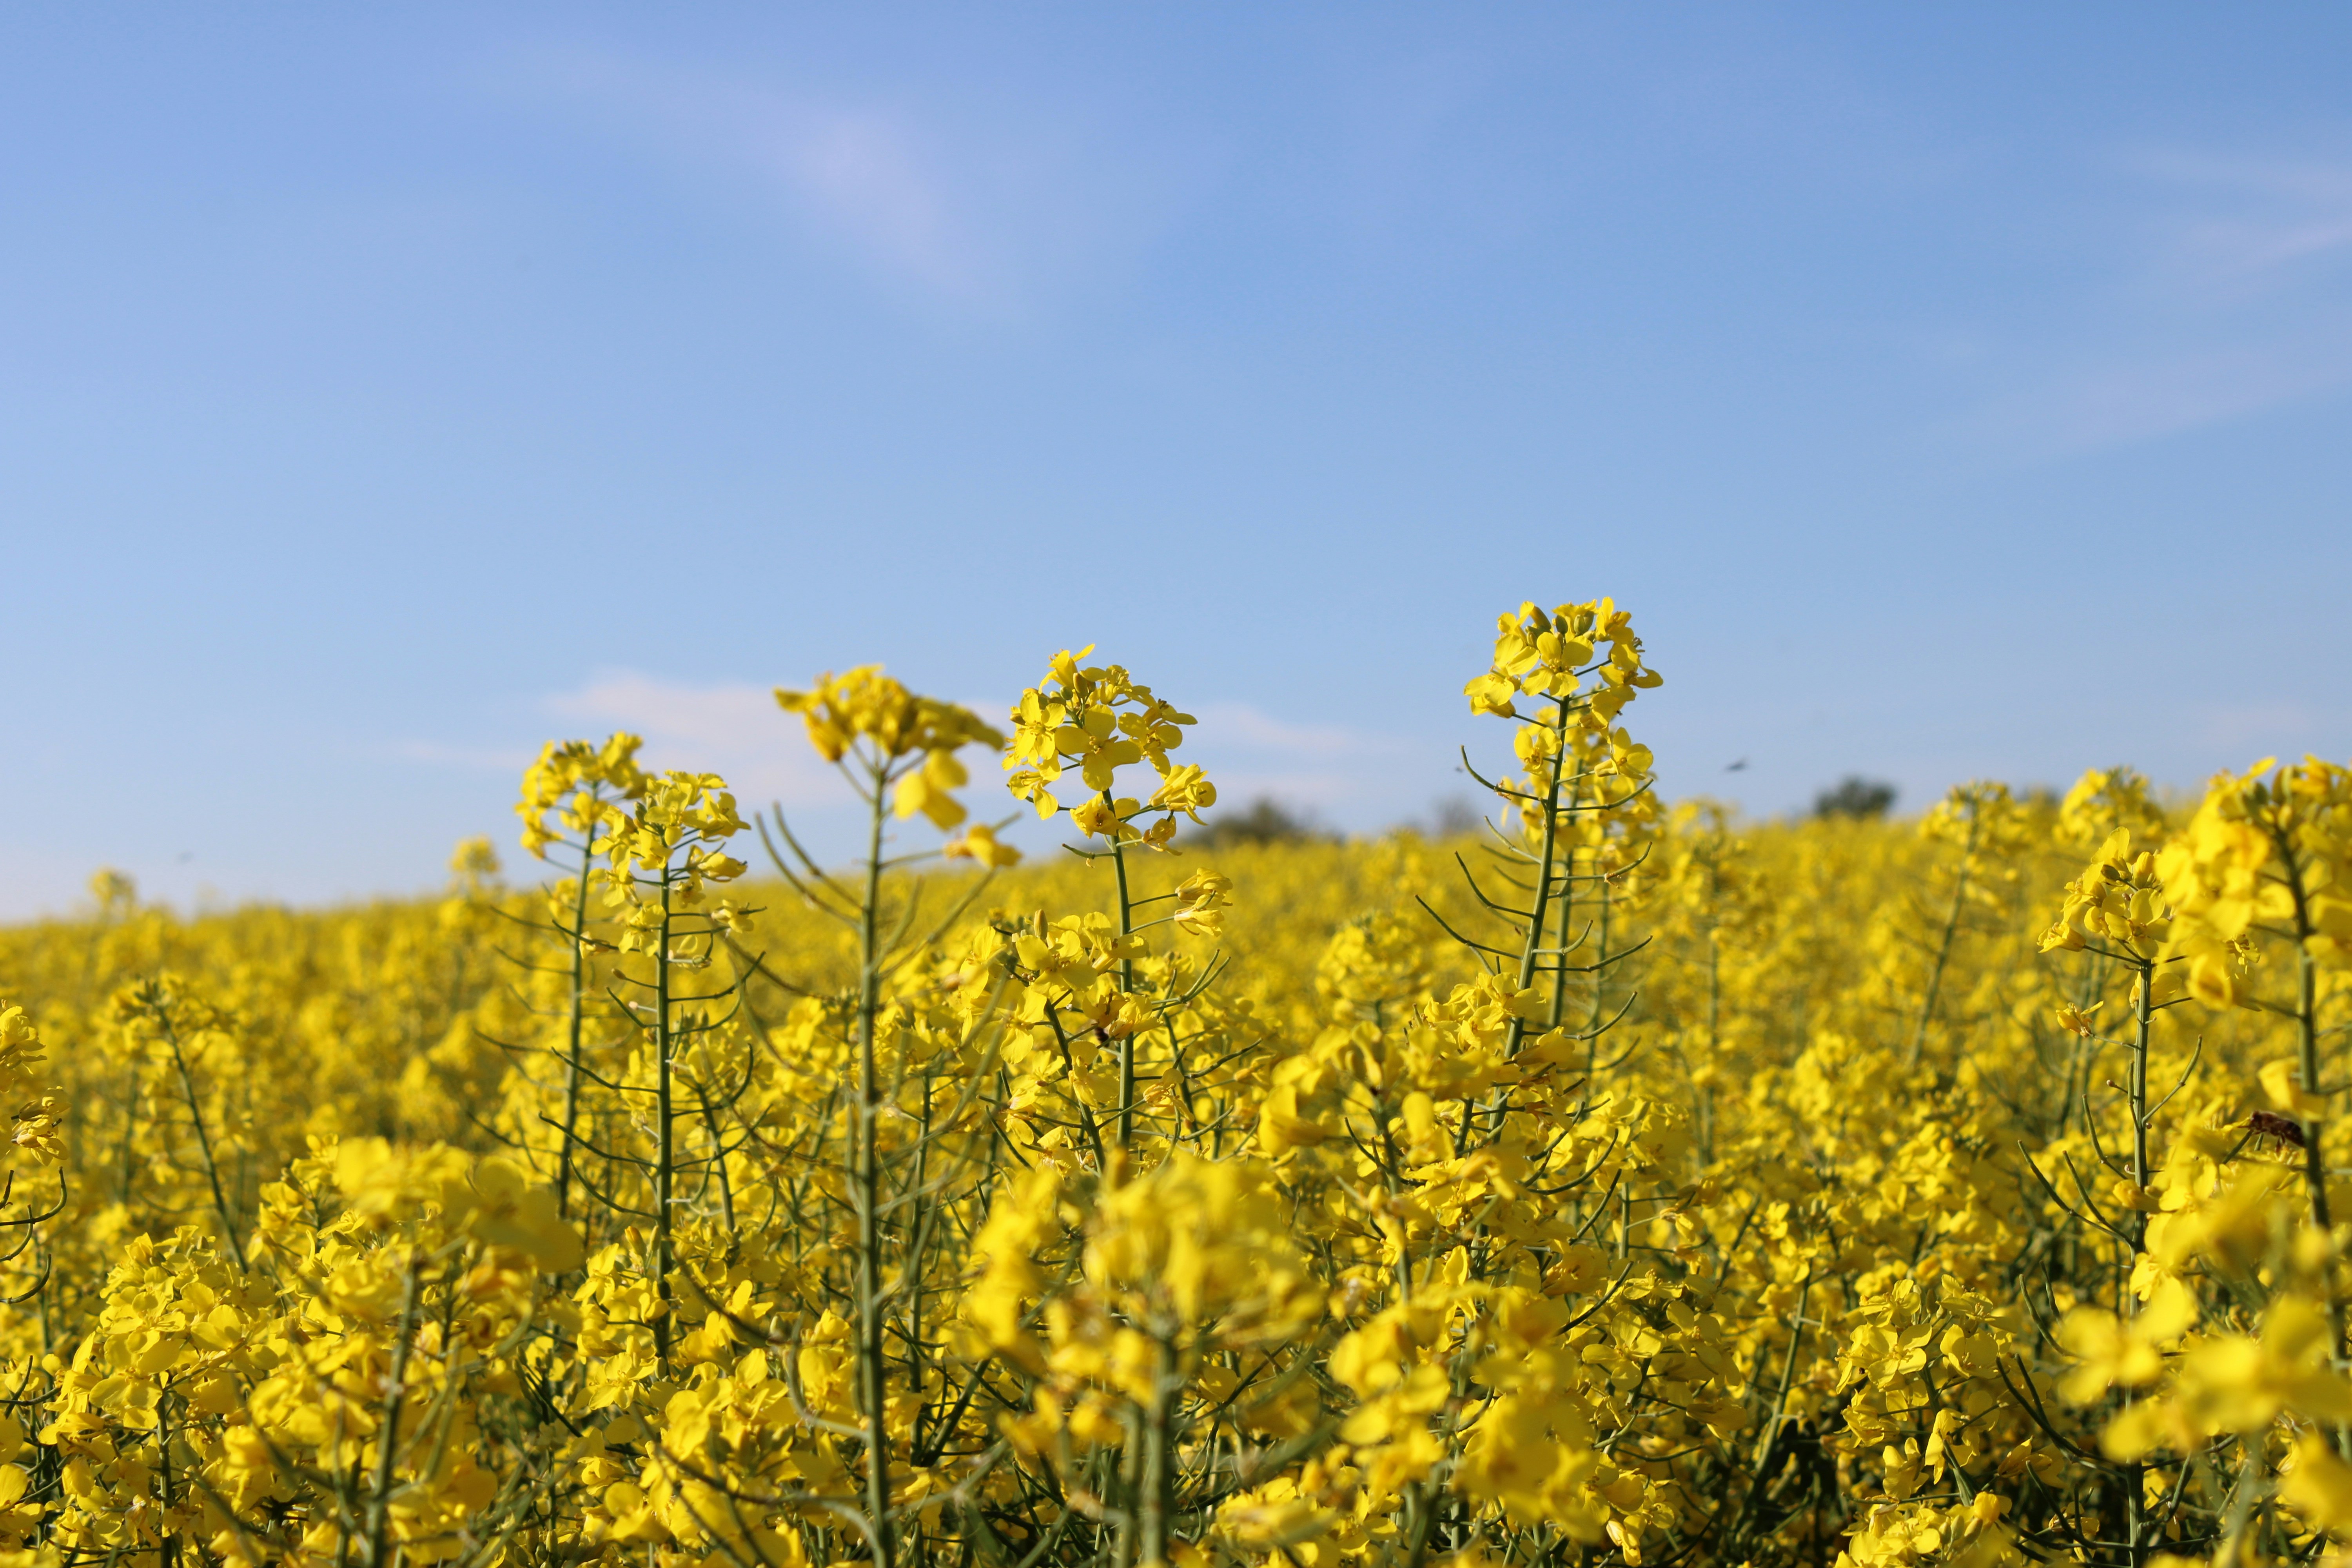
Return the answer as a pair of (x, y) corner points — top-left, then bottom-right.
(391, 739), (536, 773)
(2187, 697), (2342, 757)
(490, 44), (1191, 309)
(1181, 701), (1414, 813)
(543, 671), (853, 810)
(1945, 147), (2352, 457)
(554, 54), (989, 297)
(1193, 702), (1390, 760)
(772, 108), (970, 295)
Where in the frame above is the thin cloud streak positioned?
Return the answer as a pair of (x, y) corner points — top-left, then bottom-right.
(486, 40), (1196, 311)
(1955, 329), (2352, 456)
(2189, 698), (2344, 756)
(2133, 152), (2352, 299)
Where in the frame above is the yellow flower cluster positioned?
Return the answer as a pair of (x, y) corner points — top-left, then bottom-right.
(778, 667), (1005, 830)
(1005, 648), (1216, 849)
(4, 602), (2352, 1568)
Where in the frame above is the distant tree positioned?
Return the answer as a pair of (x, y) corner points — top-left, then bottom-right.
(1184, 796), (1330, 849)
(1424, 795), (1485, 838)
(1813, 775), (1898, 820)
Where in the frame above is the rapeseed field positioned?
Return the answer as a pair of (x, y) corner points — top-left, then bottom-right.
(0, 599), (2346, 1568)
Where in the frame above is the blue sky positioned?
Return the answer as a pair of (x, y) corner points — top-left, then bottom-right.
(5, 4), (2351, 915)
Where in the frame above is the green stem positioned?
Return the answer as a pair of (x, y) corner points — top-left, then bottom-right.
(1110, 794), (1138, 1152)
(158, 1394), (178, 1568)
(1136, 1330), (1174, 1568)
(363, 1261), (423, 1568)
(1545, 777), (1580, 1031)
(556, 823), (598, 1221)
(1489, 699), (1572, 1145)
(2125, 957), (2154, 1567)
(1585, 882), (1613, 1041)
(653, 864), (677, 1371)
(855, 769), (897, 1568)
(116, 1054), (140, 1210)
(2128, 960), (2153, 1255)
(1509, 702), (1572, 1021)
(158, 1008), (243, 1265)
(1907, 809), (1980, 1070)
(2270, 822), (2343, 1365)
(1700, 918), (1722, 1164)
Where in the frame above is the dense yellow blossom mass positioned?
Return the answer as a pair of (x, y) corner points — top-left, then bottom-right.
(0, 600), (2345, 1568)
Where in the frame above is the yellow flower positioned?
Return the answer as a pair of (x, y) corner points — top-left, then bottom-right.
(944, 822), (1023, 868)
(1171, 870), (1231, 934)
(2175, 1295), (2352, 1433)
(1068, 794), (1128, 840)
(2279, 1433), (2352, 1534)
(1148, 762), (1217, 822)
(2054, 1280), (2194, 1405)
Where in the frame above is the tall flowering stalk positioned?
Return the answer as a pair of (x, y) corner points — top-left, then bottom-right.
(1005, 647), (1219, 1152)
(769, 667), (1010, 1568)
